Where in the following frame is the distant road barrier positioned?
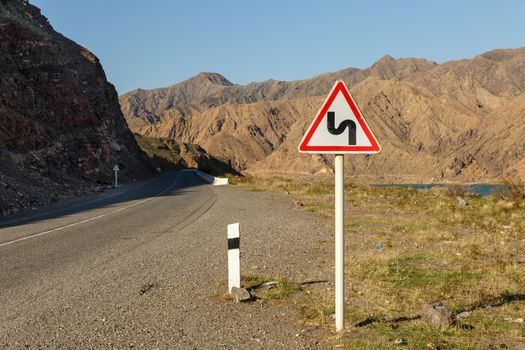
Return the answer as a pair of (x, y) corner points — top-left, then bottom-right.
(181, 169), (229, 186)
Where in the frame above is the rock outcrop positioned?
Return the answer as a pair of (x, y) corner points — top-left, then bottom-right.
(120, 48), (525, 183)
(134, 134), (239, 176)
(0, 0), (151, 216)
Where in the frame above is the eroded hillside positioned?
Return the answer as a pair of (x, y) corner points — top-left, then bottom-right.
(0, 0), (152, 216)
(120, 48), (525, 183)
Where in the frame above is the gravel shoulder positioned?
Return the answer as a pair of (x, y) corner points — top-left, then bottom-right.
(0, 180), (333, 349)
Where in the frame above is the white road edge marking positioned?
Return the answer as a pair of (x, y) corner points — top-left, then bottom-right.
(0, 180), (178, 248)
(0, 189), (124, 227)
(1, 176), (167, 227)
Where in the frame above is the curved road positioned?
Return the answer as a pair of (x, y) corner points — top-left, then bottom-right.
(0, 171), (217, 345)
(0, 170), (327, 349)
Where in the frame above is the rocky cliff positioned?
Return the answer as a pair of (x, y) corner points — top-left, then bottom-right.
(120, 48), (525, 183)
(0, 0), (151, 216)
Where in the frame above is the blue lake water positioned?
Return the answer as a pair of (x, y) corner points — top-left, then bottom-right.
(371, 184), (505, 197)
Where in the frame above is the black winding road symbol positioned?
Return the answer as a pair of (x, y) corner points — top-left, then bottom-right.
(327, 111), (356, 145)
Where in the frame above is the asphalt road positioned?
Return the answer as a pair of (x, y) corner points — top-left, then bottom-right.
(0, 170), (328, 349)
(0, 171), (213, 285)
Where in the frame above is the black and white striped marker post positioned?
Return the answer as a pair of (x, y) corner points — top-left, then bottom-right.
(227, 223), (240, 293)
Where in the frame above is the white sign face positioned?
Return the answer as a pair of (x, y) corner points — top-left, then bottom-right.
(113, 165), (120, 171)
(298, 80), (381, 154)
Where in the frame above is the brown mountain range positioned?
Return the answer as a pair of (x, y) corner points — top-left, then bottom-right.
(120, 48), (525, 183)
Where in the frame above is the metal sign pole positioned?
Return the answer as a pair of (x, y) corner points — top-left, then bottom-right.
(335, 154), (345, 331)
(298, 80), (380, 332)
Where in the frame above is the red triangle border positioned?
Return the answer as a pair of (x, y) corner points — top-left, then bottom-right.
(298, 80), (381, 154)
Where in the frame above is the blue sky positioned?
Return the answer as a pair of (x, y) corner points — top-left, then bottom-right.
(32, 0), (525, 94)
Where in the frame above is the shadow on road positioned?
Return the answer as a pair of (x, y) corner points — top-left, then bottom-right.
(0, 170), (209, 230)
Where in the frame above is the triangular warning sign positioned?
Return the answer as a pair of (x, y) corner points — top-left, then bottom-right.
(298, 80), (381, 154)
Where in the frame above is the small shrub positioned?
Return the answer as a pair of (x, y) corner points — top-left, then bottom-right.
(446, 184), (467, 197)
(502, 178), (525, 202)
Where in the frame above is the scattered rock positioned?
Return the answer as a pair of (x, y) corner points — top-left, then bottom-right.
(139, 282), (155, 295)
(293, 200), (304, 208)
(394, 338), (407, 345)
(456, 311), (472, 318)
(421, 302), (454, 326)
(256, 281), (278, 292)
(231, 287), (251, 302)
(110, 140), (123, 152)
(426, 342), (440, 350)
(457, 197), (467, 206)
(262, 281), (277, 287)
(504, 317), (523, 323)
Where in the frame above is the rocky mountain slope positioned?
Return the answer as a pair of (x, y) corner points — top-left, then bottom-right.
(0, 0), (152, 216)
(120, 48), (525, 183)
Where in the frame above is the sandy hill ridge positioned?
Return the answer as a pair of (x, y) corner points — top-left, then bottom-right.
(120, 48), (525, 182)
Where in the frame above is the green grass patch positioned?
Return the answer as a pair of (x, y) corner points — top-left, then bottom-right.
(392, 222), (430, 234)
(241, 274), (275, 289)
(264, 280), (302, 300)
(303, 203), (334, 212)
(387, 255), (482, 289)
(241, 274), (302, 301)
(345, 222), (362, 232)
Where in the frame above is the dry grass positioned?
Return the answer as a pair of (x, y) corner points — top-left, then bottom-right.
(236, 177), (525, 349)
(445, 184), (468, 197)
(214, 274), (302, 304)
(502, 178), (525, 203)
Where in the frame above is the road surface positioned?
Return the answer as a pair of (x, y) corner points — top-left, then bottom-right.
(0, 171), (329, 349)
